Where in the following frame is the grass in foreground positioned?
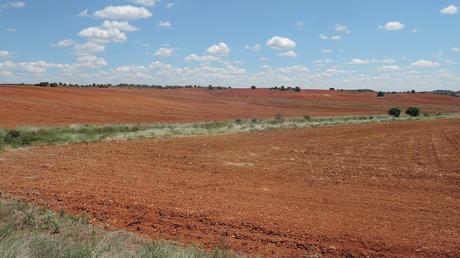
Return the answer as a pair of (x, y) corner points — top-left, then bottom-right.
(0, 195), (244, 258)
(0, 113), (459, 149)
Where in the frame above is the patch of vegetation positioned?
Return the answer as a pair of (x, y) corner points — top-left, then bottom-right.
(388, 108), (401, 117)
(405, 107), (420, 117)
(1, 113), (459, 150)
(0, 196), (244, 258)
(377, 91), (385, 97)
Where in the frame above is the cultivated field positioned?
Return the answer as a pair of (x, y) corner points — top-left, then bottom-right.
(1, 119), (459, 257)
(1, 85), (460, 127)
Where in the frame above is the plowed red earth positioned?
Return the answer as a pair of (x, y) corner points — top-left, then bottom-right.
(0, 119), (459, 257)
(1, 85), (460, 127)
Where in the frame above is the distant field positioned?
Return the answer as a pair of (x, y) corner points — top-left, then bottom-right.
(1, 119), (459, 257)
(1, 85), (460, 127)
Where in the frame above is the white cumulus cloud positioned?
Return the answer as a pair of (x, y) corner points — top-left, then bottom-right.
(376, 65), (401, 72)
(94, 5), (152, 20)
(0, 50), (11, 58)
(267, 36), (296, 49)
(2, 1), (25, 8)
(103, 21), (138, 32)
(184, 54), (219, 62)
(410, 60), (441, 68)
(207, 42), (230, 56)
(334, 24), (350, 34)
(380, 21), (405, 31)
(158, 21), (172, 28)
(78, 27), (127, 43)
(77, 55), (108, 68)
(347, 59), (369, 65)
(441, 5), (458, 14)
(51, 39), (75, 48)
(154, 47), (174, 57)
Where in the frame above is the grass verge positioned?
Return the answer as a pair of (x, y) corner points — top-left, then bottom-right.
(0, 195), (244, 258)
(0, 113), (459, 149)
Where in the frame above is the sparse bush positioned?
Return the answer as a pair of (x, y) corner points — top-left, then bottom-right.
(377, 91), (385, 97)
(274, 114), (285, 122)
(388, 108), (401, 117)
(405, 107), (420, 117)
(7, 130), (20, 138)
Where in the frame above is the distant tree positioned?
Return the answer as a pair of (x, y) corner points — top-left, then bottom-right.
(405, 107), (420, 117)
(208, 85), (213, 90)
(251, 85), (256, 90)
(388, 107), (401, 117)
(50, 82), (58, 87)
(377, 91), (385, 97)
(280, 86), (286, 91)
(411, 89), (416, 93)
(294, 87), (301, 92)
(38, 82), (49, 87)
(329, 88), (335, 91)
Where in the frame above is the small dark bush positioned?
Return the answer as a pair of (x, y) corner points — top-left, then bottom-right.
(274, 114), (285, 122)
(388, 107), (401, 117)
(329, 88), (335, 91)
(303, 115), (311, 120)
(235, 119), (242, 124)
(7, 130), (20, 138)
(251, 118), (258, 123)
(251, 85), (256, 90)
(294, 87), (301, 92)
(377, 91), (385, 97)
(405, 107), (420, 117)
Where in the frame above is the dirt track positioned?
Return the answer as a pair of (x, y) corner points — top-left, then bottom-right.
(0, 119), (459, 257)
(1, 86), (460, 127)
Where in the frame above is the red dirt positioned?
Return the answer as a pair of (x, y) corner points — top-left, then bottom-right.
(1, 85), (459, 128)
(0, 119), (459, 257)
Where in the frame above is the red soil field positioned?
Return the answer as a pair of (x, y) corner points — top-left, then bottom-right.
(1, 85), (460, 128)
(0, 119), (459, 257)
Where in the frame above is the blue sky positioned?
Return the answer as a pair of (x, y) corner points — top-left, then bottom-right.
(0, 0), (459, 90)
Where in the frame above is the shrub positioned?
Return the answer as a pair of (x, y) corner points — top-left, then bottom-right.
(377, 91), (385, 97)
(251, 85), (256, 90)
(405, 107), (420, 117)
(274, 114), (285, 122)
(294, 87), (301, 92)
(7, 130), (21, 138)
(251, 118), (258, 123)
(235, 119), (242, 124)
(388, 108), (401, 117)
(303, 115), (311, 120)
(329, 88), (335, 91)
